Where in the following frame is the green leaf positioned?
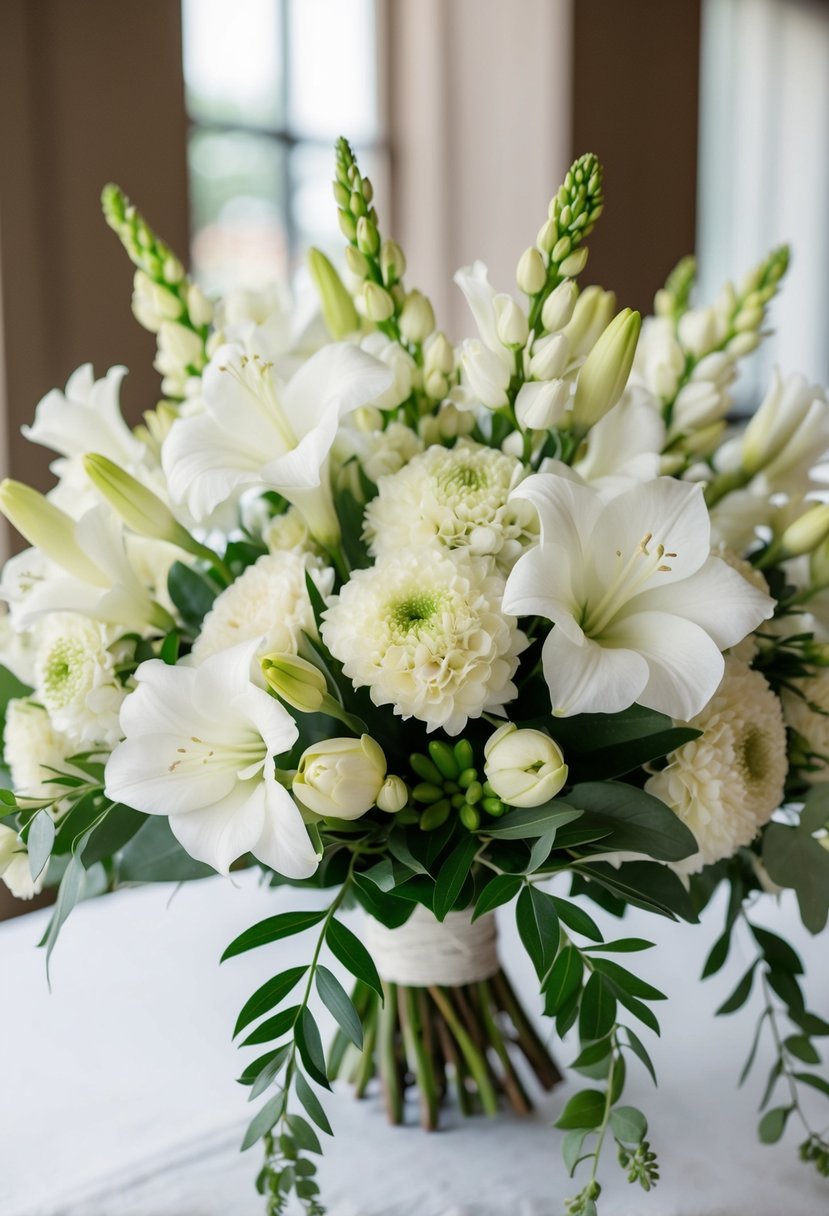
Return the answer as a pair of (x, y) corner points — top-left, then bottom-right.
(716, 962), (757, 1016)
(543, 946), (583, 1016)
(296, 1007), (330, 1090)
(589, 958), (666, 1001)
(790, 1010), (829, 1037)
(701, 930), (730, 979)
(561, 1127), (593, 1176)
(167, 561), (217, 632)
(296, 1071), (333, 1135)
(326, 917), (383, 999)
(552, 896), (603, 943)
(565, 782), (697, 861)
(613, 990), (661, 1035)
(751, 926), (803, 975)
(739, 1010), (769, 1087)
(304, 570), (328, 636)
(758, 1105), (791, 1145)
(579, 973), (616, 1041)
(793, 1071), (829, 1098)
(800, 784), (829, 834)
(555, 1088), (607, 1130)
(240, 1005), (300, 1047)
(222, 910), (327, 962)
(117, 816), (213, 883)
(249, 1051), (289, 1101)
(516, 885), (560, 980)
(433, 834), (478, 922)
(570, 1036), (612, 1071)
(623, 1027), (657, 1085)
(234, 966), (308, 1037)
(609, 1104), (647, 1145)
(569, 727), (702, 781)
(82, 804), (147, 868)
(576, 861), (698, 922)
(241, 1094), (282, 1151)
(28, 810), (55, 881)
(316, 965), (363, 1049)
(238, 1044), (291, 1088)
(473, 874), (522, 921)
(763, 823), (829, 933)
(39, 833), (94, 976)
(352, 874), (413, 929)
(485, 803), (582, 840)
(784, 1035), (821, 1065)
(286, 1112), (323, 1155)
(584, 939), (654, 954)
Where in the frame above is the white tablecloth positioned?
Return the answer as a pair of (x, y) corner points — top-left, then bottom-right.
(1, 872), (827, 1216)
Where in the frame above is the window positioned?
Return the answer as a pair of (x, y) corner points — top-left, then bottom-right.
(181, 0), (386, 293)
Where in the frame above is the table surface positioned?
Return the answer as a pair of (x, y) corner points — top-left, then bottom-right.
(2, 871), (828, 1216)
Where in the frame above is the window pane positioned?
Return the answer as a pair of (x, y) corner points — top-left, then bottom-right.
(188, 130), (288, 292)
(289, 142), (389, 266)
(182, 0), (283, 127)
(287, 0), (379, 142)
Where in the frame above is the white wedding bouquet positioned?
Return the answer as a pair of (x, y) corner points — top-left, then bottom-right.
(1, 138), (828, 1215)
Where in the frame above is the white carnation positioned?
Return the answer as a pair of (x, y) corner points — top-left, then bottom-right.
(5, 698), (79, 799)
(0, 825), (42, 900)
(321, 547), (526, 735)
(364, 440), (537, 571)
(192, 551), (334, 664)
(335, 414), (423, 486)
(782, 671), (829, 783)
(646, 657), (787, 873)
(34, 616), (127, 748)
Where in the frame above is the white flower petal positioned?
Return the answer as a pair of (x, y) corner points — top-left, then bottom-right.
(253, 775), (320, 879)
(163, 413), (264, 519)
(453, 261), (500, 352)
(541, 627), (649, 717)
(105, 733), (241, 815)
(169, 781), (267, 875)
(631, 555), (774, 650)
(502, 543), (584, 643)
(281, 342), (394, 440)
(590, 477), (711, 588)
(604, 610), (724, 720)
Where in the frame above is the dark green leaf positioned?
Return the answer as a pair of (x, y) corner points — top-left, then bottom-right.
(118, 816), (213, 883)
(579, 973), (616, 1041)
(751, 926), (804, 975)
(167, 561), (217, 632)
(763, 823), (829, 934)
(473, 874), (522, 921)
(570, 1036), (612, 1071)
(159, 630), (180, 665)
(238, 1044), (291, 1088)
(614, 990), (661, 1035)
(39, 834), (93, 975)
(759, 1059), (783, 1109)
(784, 1035), (821, 1065)
(361, 858), (397, 892)
(316, 965), (363, 1049)
(27, 810), (55, 881)
(516, 885), (560, 979)
(739, 1010), (769, 1086)
(565, 782), (697, 861)
(570, 728), (702, 781)
(716, 963), (757, 1016)
(555, 1088), (607, 1130)
(584, 939), (654, 955)
(758, 1105), (791, 1145)
(222, 910), (327, 962)
(433, 835), (479, 921)
(610, 1105), (647, 1145)
(800, 785), (829, 834)
(241, 1095), (282, 1151)
(576, 861), (698, 922)
(590, 958), (666, 1001)
(791, 1010), (829, 1037)
(240, 1005), (299, 1047)
(485, 803), (582, 840)
(82, 804), (147, 868)
(296, 1007), (330, 1090)
(352, 874), (413, 929)
(561, 1128), (592, 1176)
(701, 930), (730, 979)
(286, 1112), (323, 1155)
(326, 917), (383, 999)
(768, 969), (804, 1014)
(552, 896), (603, 943)
(623, 1026), (657, 1084)
(543, 946), (583, 1016)
(296, 1072), (333, 1135)
(234, 966), (308, 1037)
(793, 1071), (829, 1098)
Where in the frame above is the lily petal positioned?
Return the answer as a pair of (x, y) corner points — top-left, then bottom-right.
(169, 780), (267, 875)
(253, 774), (320, 879)
(590, 477), (712, 588)
(604, 609), (724, 720)
(541, 626), (649, 717)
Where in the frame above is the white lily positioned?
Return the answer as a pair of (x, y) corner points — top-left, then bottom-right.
(502, 473), (774, 718)
(542, 389), (665, 494)
(162, 342), (393, 544)
(104, 641), (319, 879)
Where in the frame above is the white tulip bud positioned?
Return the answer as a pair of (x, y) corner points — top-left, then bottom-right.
(484, 723), (568, 808)
(494, 295), (529, 349)
(362, 282), (396, 323)
(376, 775), (408, 813)
(780, 504), (829, 560)
(528, 332), (569, 381)
(516, 247), (547, 295)
(399, 290), (435, 344)
(559, 247), (589, 278)
(541, 281), (578, 333)
(293, 735), (387, 820)
(261, 653), (328, 713)
(459, 340), (510, 409)
(514, 379), (570, 430)
(571, 308), (641, 430)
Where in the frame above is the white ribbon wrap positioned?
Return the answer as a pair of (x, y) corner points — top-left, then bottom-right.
(365, 905), (499, 987)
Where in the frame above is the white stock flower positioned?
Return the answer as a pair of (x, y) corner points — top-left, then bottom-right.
(364, 440), (537, 571)
(321, 548), (526, 735)
(192, 551), (334, 665)
(293, 735), (387, 820)
(34, 614), (127, 748)
(104, 642), (318, 878)
(632, 317), (685, 400)
(782, 672), (829, 783)
(503, 473), (773, 718)
(5, 698), (80, 800)
(0, 826), (42, 900)
(454, 262), (525, 409)
(162, 342), (393, 543)
(645, 658), (787, 873)
(334, 416), (423, 486)
(484, 723), (568, 807)
(358, 332), (417, 410)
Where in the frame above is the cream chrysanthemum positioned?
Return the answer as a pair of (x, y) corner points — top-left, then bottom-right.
(782, 672), (829, 783)
(321, 547), (526, 735)
(34, 615), (127, 748)
(192, 551), (334, 664)
(717, 548), (770, 664)
(364, 440), (537, 571)
(5, 698), (80, 800)
(645, 657), (787, 873)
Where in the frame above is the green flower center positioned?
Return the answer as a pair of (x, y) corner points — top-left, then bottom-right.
(739, 725), (769, 786)
(390, 593), (442, 633)
(436, 462), (489, 497)
(41, 641), (89, 709)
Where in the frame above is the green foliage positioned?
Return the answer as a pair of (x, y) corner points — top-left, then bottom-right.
(167, 561), (218, 634)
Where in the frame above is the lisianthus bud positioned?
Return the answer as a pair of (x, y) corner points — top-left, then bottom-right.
(483, 723), (568, 807)
(562, 286), (616, 357)
(541, 281), (578, 333)
(528, 332), (569, 381)
(380, 239), (406, 286)
(307, 248), (359, 338)
(376, 774), (408, 813)
(362, 281), (396, 323)
(83, 454), (196, 554)
(0, 480), (105, 585)
(261, 653), (328, 712)
(514, 379), (569, 430)
(516, 247), (547, 295)
(780, 504), (829, 560)
(571, 308), (641, 430)
(494, 295), (529, 349)
(293, 735), (387, 820)
(459, 340), (510, 409)
(399, 290), (436, 344)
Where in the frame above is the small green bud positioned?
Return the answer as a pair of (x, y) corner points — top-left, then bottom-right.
(451, 792), (466, 809)
(307, 248), (359, 339)
(551, 235), (572, 264)
(344, 244), (369, 279)
(361, 177), (374, 204)
(453, 739), (474, 771)
(333, 180), (351, 209)
(516, 247), (547, 295)
(571, 307), (641, 429)
(338, 210), (357, 241)
(350, 190), (367, 218)
(780, 504), (829, 560)
(410, 753), (443, 784)
(356, 216), (380, 256)
(464, 780), (483, 805)
(363, 281), (395, 323)
(459, 804), (481, 831)
(428, 740), (460, 779)
(482, 797), (506, 817)
(458, 768), (477, 789)
(559, 247), (589, 278)
(536, 219), (557, 255)
(380, 239), (406, 286)
(413, 782), (443, 804)
(83, 454), (197, 551)
(260, 653), (328, 712)
(419, 798), (451, 830)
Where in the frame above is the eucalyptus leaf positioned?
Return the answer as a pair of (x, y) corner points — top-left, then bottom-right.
(554, 1088), (607, 1130)
(763, 823), (829, 934)
(222, 910), (327, 962)
(286, 1112), (323, 1155)
(316, 965), (363, 1049)
(326, 917), (383, 999)
(241, 1094), (282, 1151)
(516, 885), (559, 979)
(27, 810), (55, 881)
(296, 1071), (333, 1135)
(486, 803), (582, 840)
(609, 1105), (647, 1145)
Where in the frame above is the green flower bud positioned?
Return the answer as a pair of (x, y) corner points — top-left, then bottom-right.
(344, 245), (369, 279)
(376, 774), (408, 813)
(536, 219), (558, 254)
(363, 281), (395, 323)
(410, 752), (443, 784)
(83, 454), (196, 551)
(428, 739), (460, 779)
(571, 308), (641, 430)
(413, 782), (444, 804)
(399, 290), (435, 344)
(333, 180), (351, 209)
(0, 480), (105, 585)
(459, 803), (481, 831)
(559, 247), (589, 278)
(780, 504), (829, 560)
(419, 798), (451, 831)
(338, 210), (357, 242)
(307, 248), (359, 339)
(380, 239), (406, 286)
(356, 216), (380, 256)
(541, 280), (578, 333)
(261, 652), (328, 712)
(562, 285), (617, 358)
(516, 247), (547, 295)
(453, 739), (474, 771)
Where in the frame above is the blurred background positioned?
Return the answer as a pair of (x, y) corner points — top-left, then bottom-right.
(0, 0), (827, 922)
